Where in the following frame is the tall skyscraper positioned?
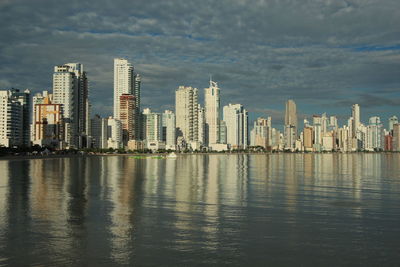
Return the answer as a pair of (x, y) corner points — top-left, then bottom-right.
(107, 117), (122, 149)
(0, 90), (23, 147)
(162, 110), (176, 150)
(113, 58), (142, 140)
(223, 103), (248, 149)
(9, 89), (31, 147)
(284, 99), (297, 150)
(91, 115), (108, 149)
(393, 124), (400, 151)
(64, 63), (89, 144)
(142, 108), (162, 143)
(198, 104), (205, 145)
(175, 86), (199, 143)
(352, 104), (360, 138)
(114, 58), (133, 120)
(33, 96), (63, 147)
(303, 127), (313, 151)
(53, 63), (88, 148)
(133, 73), (141, 139)
(204, 79), (220, 145)
(389, 116), (398, 132)
(250, 117), (269, 149)
(366, 116), (383, 151)
(119, 94), (136, 145)
(285, 99), (298, 133)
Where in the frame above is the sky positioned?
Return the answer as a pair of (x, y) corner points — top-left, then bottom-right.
(0, 0), (399, 129)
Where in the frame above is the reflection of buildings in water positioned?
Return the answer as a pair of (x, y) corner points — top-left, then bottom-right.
(29, 159), (65, 221)
(143, 157), (161, 196)
(201, 155), (221, 250)
(108, 156), (139, 265)
(251, 154), (271, 197)
(0, 161), (9, 251)
(171, 154), (249, 252)
(26, 158), (74, 263)
(303, 153), (314, 184)
(361, 153), (382, 182)
(172, 155), (205, 249)
(163, 157), (177, 200)
(224, 154), (248, 206)
(382, 153), (400, 186)
(283, 154), (298, 213)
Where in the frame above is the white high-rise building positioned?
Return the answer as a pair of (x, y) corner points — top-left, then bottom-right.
(175, 86), (199, 143)
(204, 79), (220, 146)
(250, 118), (269, 149)
(0, 90), (23, 147)
(366, 116), (383, 151)
(162, 110), (176, 150)
(114, 58), (133, 120)
(53, 63), (88, 148)
(142, 108), (162, 142)
(352, 104), (360, 138)
(223, 103), (248, 149)
(107, 117), (122, 149)
(198, 104), (205, 145)
(53, 65), (76, 147)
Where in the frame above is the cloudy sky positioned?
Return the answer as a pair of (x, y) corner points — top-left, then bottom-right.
(0, 0), (399, 128)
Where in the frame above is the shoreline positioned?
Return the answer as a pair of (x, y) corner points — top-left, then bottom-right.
(0, 151), (399, 161)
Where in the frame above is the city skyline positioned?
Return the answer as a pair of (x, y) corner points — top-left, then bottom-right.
(0, 0), (399, 126)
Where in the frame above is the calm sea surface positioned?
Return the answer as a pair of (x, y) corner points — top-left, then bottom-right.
(0, 154), (399, 266)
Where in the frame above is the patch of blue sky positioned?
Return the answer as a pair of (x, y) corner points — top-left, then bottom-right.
(352, 44), (400, 52)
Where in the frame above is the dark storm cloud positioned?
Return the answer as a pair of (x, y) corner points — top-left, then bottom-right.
(0, 0), (399, 126)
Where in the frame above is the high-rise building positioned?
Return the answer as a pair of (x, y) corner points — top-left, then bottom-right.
(250, 117), (269, 149)
(284, 125), (297, 151)
(133, 73), (141, 139)
(10, 89), (31, 147)
(284, 99), (297, 150)
(393, 124), (400, 151)
(219, 120), (227, 144)
(53, 63), (88, 148)
(107, 117), (122, 149)
(119, 94), (136, 145)
(0, 90), (23, 147)
(198, 104), (205, 145)
(223, 104), (248, 149)
(64, 63), (89, 147)
(162, 110), (176, 150)
(389, 116), (398, 133)
(113, 58), (142, 140)
(365, 116), (383, 151)
(142, 108), (162, 142)
(114, 58), (133, 120)
(329, 116), (338, 131)
(33, 95), (62, 147)
(91, 115), (108, 149)
(285, 99), (298, 132)
(303, 127), (313, 151)
(204, 79), (220, 145)
(385, 134), (393, 151)
(175, 86), (199, 142)
(352, 104), (360, 138)
(32, 91), (52, 141)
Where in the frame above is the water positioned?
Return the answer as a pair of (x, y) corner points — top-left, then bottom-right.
(0, 153), (399, 266)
